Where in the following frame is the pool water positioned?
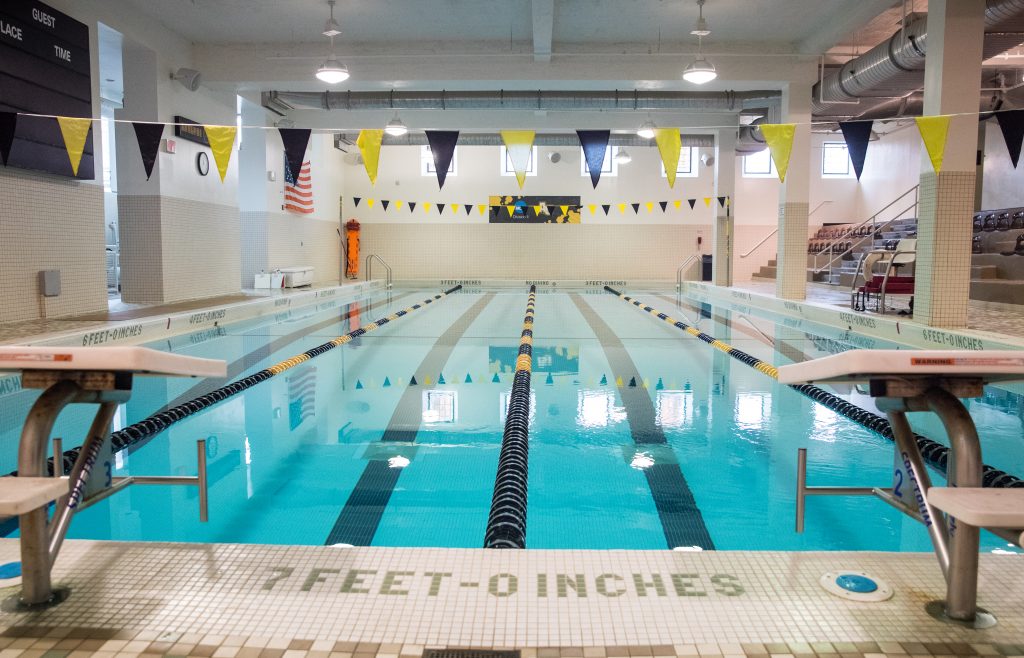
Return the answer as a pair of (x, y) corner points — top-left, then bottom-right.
(1, 287), (1022, 551)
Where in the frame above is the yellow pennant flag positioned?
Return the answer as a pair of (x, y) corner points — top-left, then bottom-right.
(645, 202), (654, 213)
(367, 198), (375, 208)
(617, 203), (627, 214)
(673, 200), (682, 210)
(560, 205), (570, 215)
(452, 204), (459, 214)
(534, 204), (543, 214)
(423, 202), (432, 214)
(587, 204), (596, 214)
(395, 200), (403, 211)
(915, 115), (952, 174)
(703, 197), (711, 207)
(654, 128), (682, 188)
(356, 129), (384, 185)
(759, 123), (796, 183)
(203, 125), (237, 183)
(56, 117), (92, 177)
(500, 130), (535, 189)
(506, 205), (516, 217)
(478, 204), (487, 215)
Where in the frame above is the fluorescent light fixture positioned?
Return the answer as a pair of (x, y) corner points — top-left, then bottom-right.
(683, 57), (717, 84)
(614, 148), (632, 165)
(637, 120), (656, 139)
(385, 116), (408, 136)
(316, 56), (349, 84)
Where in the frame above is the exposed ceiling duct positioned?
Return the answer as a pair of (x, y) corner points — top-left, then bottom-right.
(813, 0), (1024, 118)
(264, 89), (780, 114)
(333, 132), (717, 150)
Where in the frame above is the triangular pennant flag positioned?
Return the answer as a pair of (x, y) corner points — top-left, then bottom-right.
(356, 129), (385, 184)
(506, 205), (516, 217)
(131, 122), (164, 180)
(395, 200), (403, 211)
(659, 201), (668, 212)
(654, 128), (682, 188)
(688, 199), (697, 209)
(601, 204), (610, 215)
(354, 197), (362, 207)
(656, 377), (664, 390)
(560, 204), (570, 215)
(599, 374), (608, 385)
(501, 130), (535, 189)
(381, 199), (390, 211)
(279, 127), (312, 184)
(438, 373), (446, 385)
(465, 373), (473, 383)
(464, 204), (473, 214)
(203, 125), (236, 183)
(408, 201), (416, 213)
(703, 197), (712, 207)
(615, 376), (623, 387)
(383, 377), (391, 387)
(410, 375), (418, 386)
(424, 130), (459, 188)
(478, 204), (487, 215)
(534, 204), (543, 214)
(995, 110), (1024, 169)
(645, 202), (654, 213)
(57, 117), (93, 177)
(355, 380), (364, 390)
(545, 373), (554, 385)
(451, 203), (459, 214)
(367, 198), (375, 208)
(759, 123), (796, 182)
(492, 372), (501, 383)
(717, 196), (726, 207)
(915, 116), (951, 174)
(424, 376), (432, 385)
(0, 111), (16, 166)
(423, 202), (432, 213)
(617, 203), (627, 214)
(437, 203), (446, 214)
(577, 129), (610, 188)
(631, 202), (640, 214)
(838, 120), (873, 180)
(628, 377), (637, 387)
(673, 200), (682, 209)
(587, 204), (597, 214)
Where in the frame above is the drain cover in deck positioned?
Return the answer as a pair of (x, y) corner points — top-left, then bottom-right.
(424, 651), (520, 658)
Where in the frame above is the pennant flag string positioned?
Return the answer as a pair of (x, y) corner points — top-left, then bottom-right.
(501, 130), (535, 190)
(131, 121), (164, 180)
(424, 130), (459, 189)
(838, 120), (872, 180)
(654, 128), (682, 189)
(356, 129), (384, 185)
(995, 109), (1024, 169)
(56, 116), (92, 177)
(204, 125), (236, 183)
(759, 123), (796, 183)
(0, 111), (16, 166)
(577, 129), (610, 188)
(279, 128), (312, 184)
(915, 116), (951, 174)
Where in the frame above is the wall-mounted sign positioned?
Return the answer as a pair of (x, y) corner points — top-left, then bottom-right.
(0, 0), (93, 178)
(173, 115), (210, 147)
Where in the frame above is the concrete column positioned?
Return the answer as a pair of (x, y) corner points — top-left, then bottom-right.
(775, 82), (812, 300)
(914, 0), (985, 328)
(238, 98), (269, 288)
(712, 127), (737, 286)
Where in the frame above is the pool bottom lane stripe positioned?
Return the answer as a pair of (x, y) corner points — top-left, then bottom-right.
(606, 286), (1024, 490)
(326, 293), (497, 546)
(569, 293), (715, 551)
(484, 286), (537, 549)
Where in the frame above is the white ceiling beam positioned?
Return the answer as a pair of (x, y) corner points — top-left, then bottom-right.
(795, 0), (899, 55)
(533, 0), (555, 63)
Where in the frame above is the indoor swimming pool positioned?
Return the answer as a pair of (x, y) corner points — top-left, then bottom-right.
(1, 287), (1022, 551)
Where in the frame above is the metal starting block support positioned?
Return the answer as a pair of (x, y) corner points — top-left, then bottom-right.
(0, 346), (225, 609)
(780, 350), (1024, 630)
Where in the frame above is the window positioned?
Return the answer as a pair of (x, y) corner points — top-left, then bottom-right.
(579, 146), (618, 177)
(660, 146), (699, 178)
(742, 148), (777, 177)
(420, 145), (457, 177)
(821, 141), (853, 177)
(500, 145), (538, 177)
(422, 390), (457, 423)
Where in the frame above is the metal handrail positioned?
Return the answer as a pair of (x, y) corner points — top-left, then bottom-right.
(811, 185), (919, 276)
(811, 201), (917, 275)
(365, 254), (393, 289)
(739, 200), (831, 259)
(676, 254), (700, 291)
(735, 314), (774, 347)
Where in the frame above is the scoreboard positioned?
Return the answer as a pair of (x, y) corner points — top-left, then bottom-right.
(0, 0), (93, 179)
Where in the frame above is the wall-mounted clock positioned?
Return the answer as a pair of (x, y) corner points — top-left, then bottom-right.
(196, 151), (210, 176)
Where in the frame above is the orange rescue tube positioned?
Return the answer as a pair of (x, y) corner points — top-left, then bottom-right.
(345, 218), (360, 279)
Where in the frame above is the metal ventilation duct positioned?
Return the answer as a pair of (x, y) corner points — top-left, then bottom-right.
(264, 89), (780, 113)
(334, 133), (716, 149)
(813, 0), (1024, 116)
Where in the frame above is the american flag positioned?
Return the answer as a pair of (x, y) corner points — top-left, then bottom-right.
(284, 158), (314, 214)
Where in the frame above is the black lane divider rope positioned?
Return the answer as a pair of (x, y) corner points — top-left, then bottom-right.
(484, 285), (537, 549)
(604, 286), (1024, 489)
(23, 286), (463, 478)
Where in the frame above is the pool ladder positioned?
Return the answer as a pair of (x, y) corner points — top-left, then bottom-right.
(365, 254), (393, 289)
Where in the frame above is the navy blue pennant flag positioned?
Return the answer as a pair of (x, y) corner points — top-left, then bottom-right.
(601, 204), (610, 215)
(0, 112), (17, 166)
(464, 203), (473, 214)
(659, 201), (668, 212)
(577, 130), (611, 188)
(354, 197), (362, 207)
(436, 203), (446, 214)
(279, 128), (312, 184)
(425, 130), (459, 189)
(408, 201), (416, 212)
(631, 202), (640, 214)
(131, 122), (164, 180)
(717, 196), (726, 207)
(995, 109), (1024, 168)
(838, 120), (873, 180)
(381, 199), (390, 211)
(687, 198), (696, 209)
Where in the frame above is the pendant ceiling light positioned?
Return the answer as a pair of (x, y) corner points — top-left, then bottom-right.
(384, 114), (408, 137)
(683, 0), (717, 85)
(614, 147), (632, 165)
(637, 120), (656, 139)
(315, 1), (350, 84)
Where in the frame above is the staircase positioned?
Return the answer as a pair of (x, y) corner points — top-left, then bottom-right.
(828, 218), (918, 287)
(752, 258), (831, 283)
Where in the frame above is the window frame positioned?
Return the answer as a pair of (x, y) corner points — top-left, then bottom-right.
(741, 148), (777, 178)
(500, 145), (539, 177)
(821, 141), (854, 178)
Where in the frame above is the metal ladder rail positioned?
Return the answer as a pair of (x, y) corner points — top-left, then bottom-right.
(676, 254), (700, 291)
(365, 254), (393, 289)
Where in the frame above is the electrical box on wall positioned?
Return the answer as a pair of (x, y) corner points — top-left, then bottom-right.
(163, 139), (176, 154)
(39, 270), (61, 297)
